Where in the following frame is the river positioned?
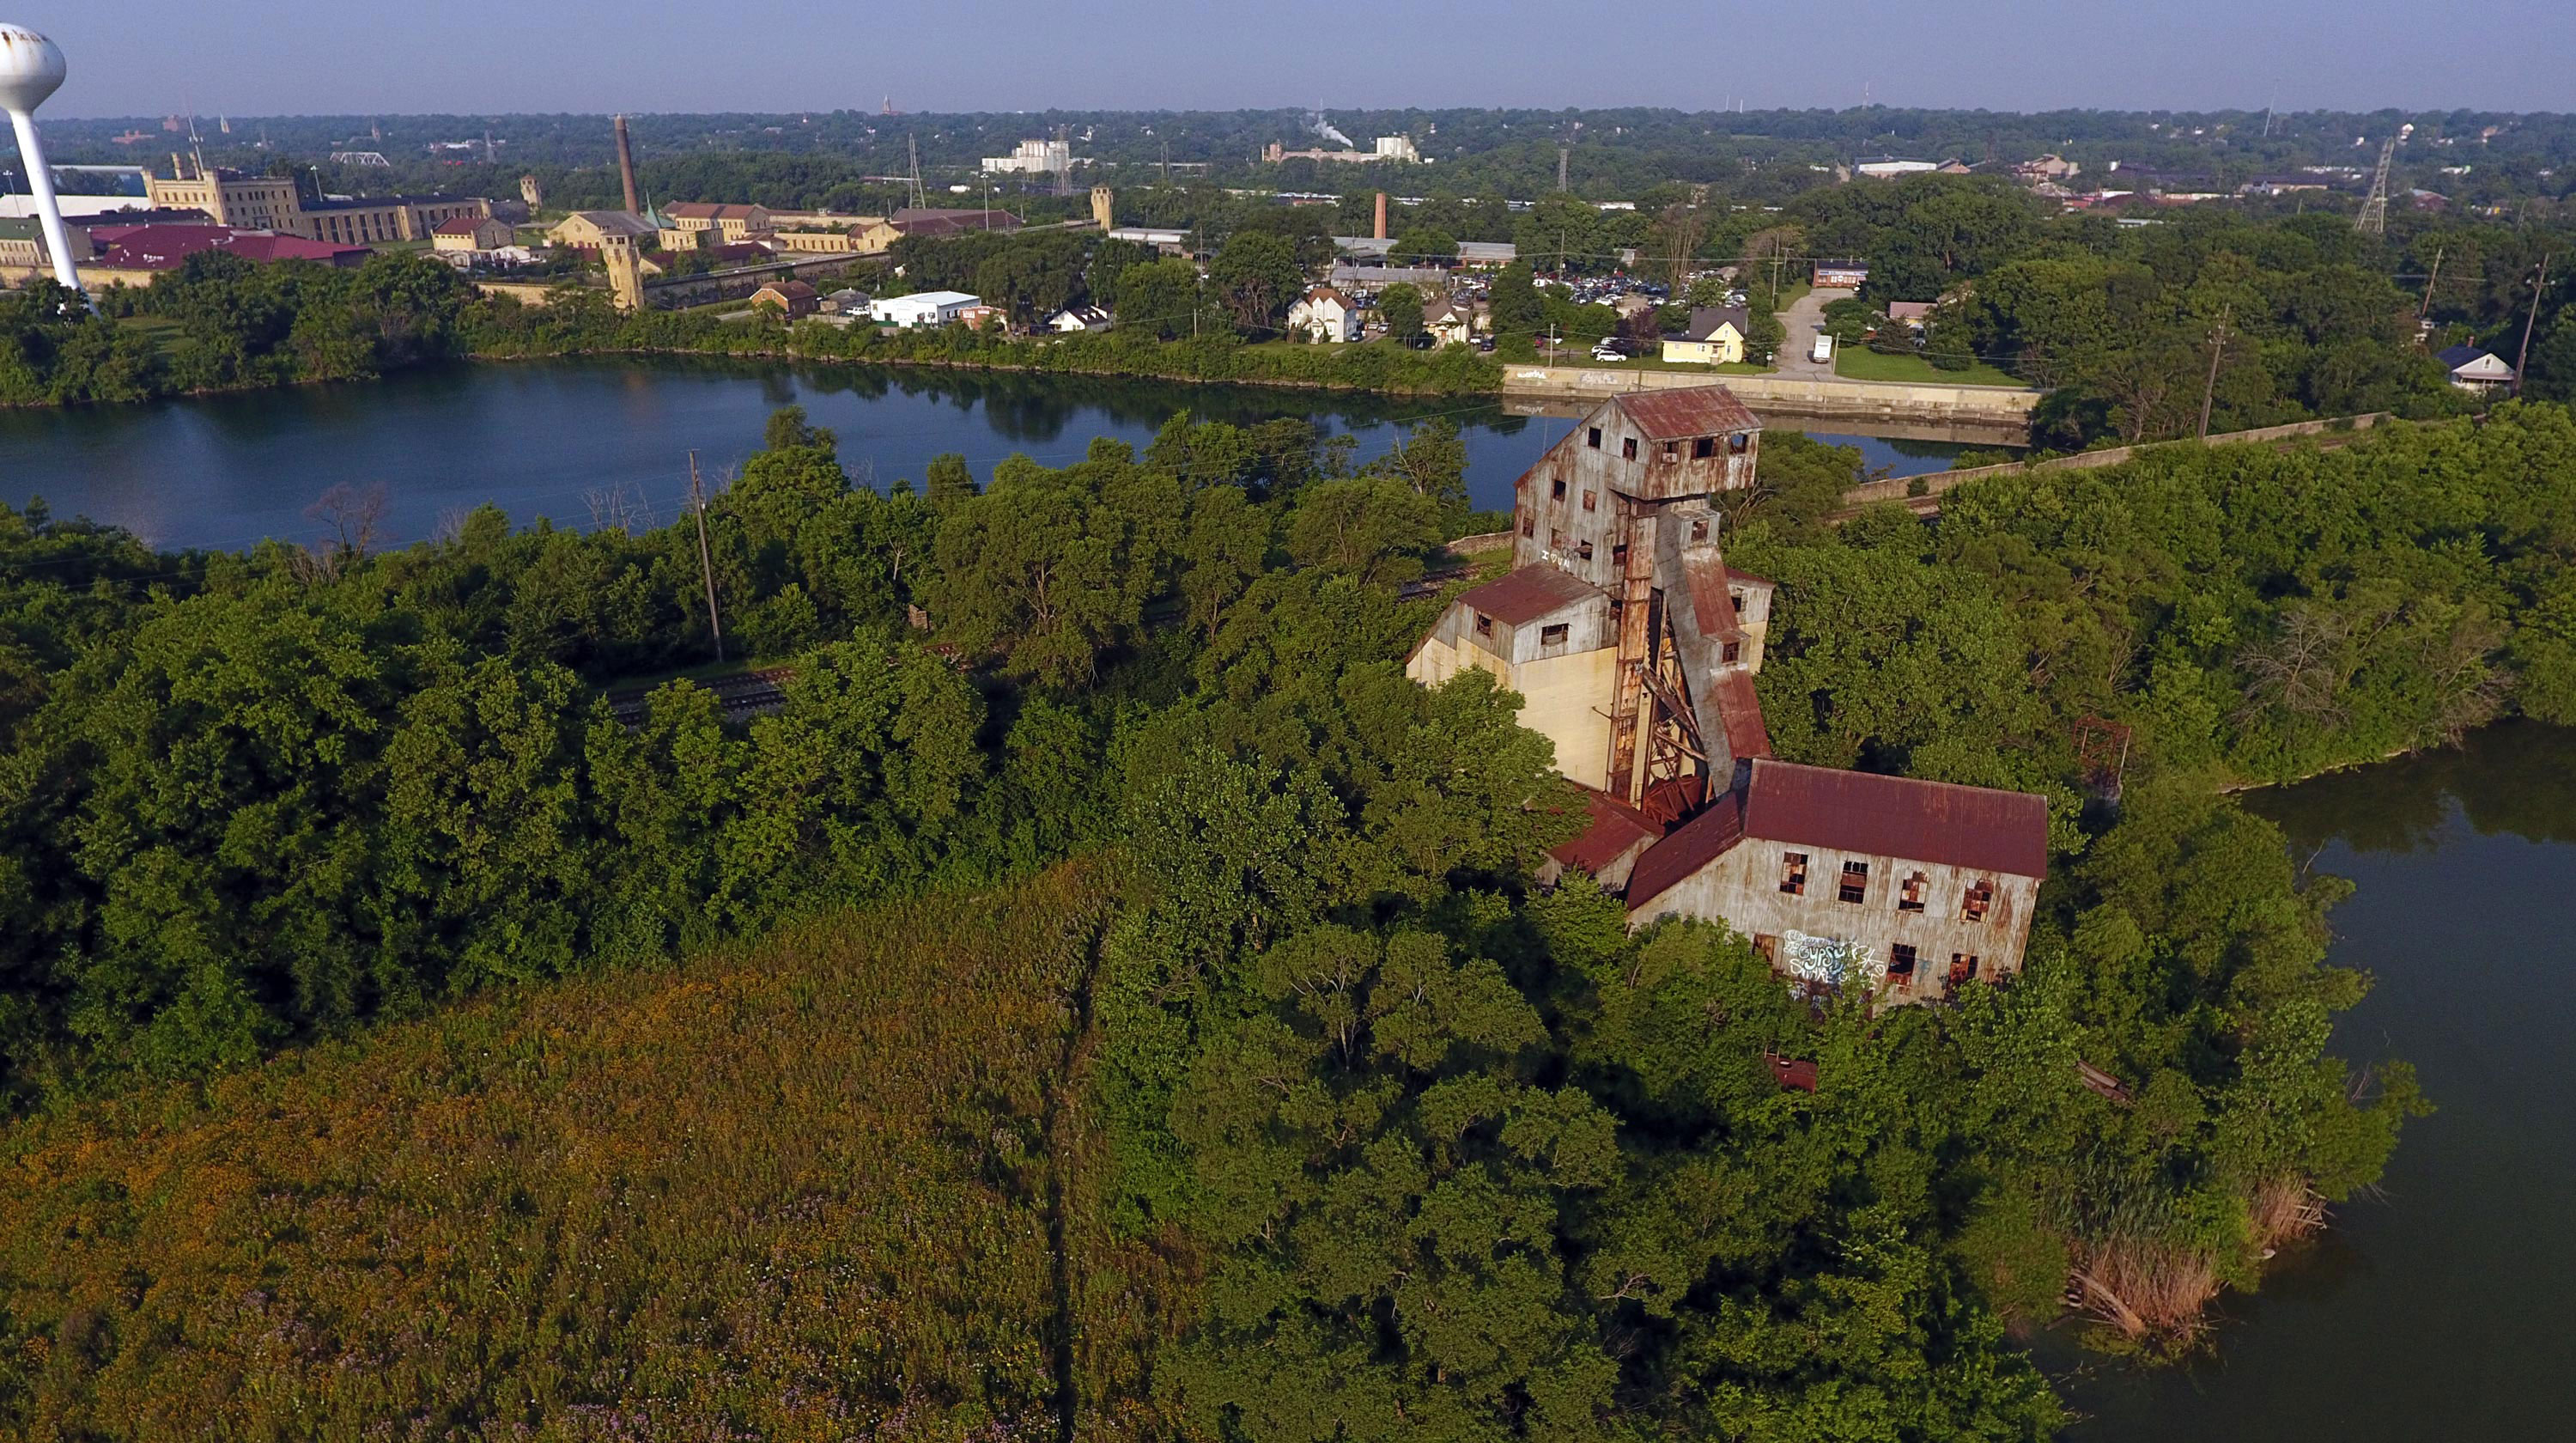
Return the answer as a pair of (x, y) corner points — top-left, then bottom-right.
(0, 357), (1988, 553)
(2060, 721), (2576, 1440)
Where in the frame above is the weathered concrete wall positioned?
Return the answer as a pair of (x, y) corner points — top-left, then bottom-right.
(1498, 364), (2042, 429)
(1631, 842), (2040, 1004)
(1838, 412), (2393, 510)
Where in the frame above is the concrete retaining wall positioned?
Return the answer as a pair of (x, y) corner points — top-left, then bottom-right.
(1498, 363), (2042, 429)
(1838, 412), (2391, 509)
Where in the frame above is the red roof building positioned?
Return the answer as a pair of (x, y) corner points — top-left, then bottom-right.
(86, 224), (374, 272)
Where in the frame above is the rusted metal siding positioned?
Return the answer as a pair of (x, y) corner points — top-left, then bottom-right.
(1628, 839), (2040, 1004)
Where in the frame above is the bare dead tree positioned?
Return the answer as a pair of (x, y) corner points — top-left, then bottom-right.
(291, 482), (390, 584)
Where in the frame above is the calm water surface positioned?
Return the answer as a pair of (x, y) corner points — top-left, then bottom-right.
(0, 357), (1980, 552)
(2061, 722), (2576, 1440)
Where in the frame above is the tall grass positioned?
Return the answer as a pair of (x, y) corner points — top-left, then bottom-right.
(0, 862), (1194, 1439)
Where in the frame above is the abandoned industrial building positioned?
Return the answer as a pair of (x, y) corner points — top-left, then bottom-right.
(1405, 384), (2050, 1004)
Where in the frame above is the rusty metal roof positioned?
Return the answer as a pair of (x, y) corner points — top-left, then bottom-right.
(1549, 788), (1663, 876)
(1682, 553), (1744, 644)
(1610, 387), (1762, 441)
(1455, 565), (1602, 626)
(1741, 760), (2048, 880)
(1625, 788), (1747, 909)
(1709, 671), (1771, 761)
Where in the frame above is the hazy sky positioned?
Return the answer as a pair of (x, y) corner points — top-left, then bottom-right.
(22, 0), (2576, 119)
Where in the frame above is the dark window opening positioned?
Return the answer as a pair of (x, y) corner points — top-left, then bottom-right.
(1473, 612), (1493, 637)
(1621, 436), (1639, 460)
(1963, 880), (1994, 923)
(1577, 540), (1595, 560)
(1551, 528), (1566, 549)
(1947, 953), (1980, 988)
(1692, 519), (1711, 543)
(1587, 426), (1602, 449)
(1728, 434), (1750, 455)
(1521, 515), (1535, 537)
(1612, 543), (1629, 566)
(1582, 490), (1597, 512)
(1662, 441), (1680, 460)
(1888, 943), (1917, 977)
(1899, 872), (1929, 913)
(1721, 641), (1741, 663)
(1729, 590), (1744, 612)
(1540, 623), (1569, 648)
(1551, 478), (1567, 500)
(1838, 860), (1870, 904)
(1693, 436), (1716, 459)
(1779, 851), (1807, 896)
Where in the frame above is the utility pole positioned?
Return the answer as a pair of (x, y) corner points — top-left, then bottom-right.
(688, 451), (725, 662)
(2198, 305), (2232, 440)
(2513, 253), (2551, 398)
(2418, 244), (2444, 322)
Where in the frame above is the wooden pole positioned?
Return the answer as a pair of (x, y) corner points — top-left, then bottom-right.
(689, 451), (725, 662)
(2417, 244), (2443, 321)
(2198, 305), (2232, 440)
(2512, 253), (2550, 398)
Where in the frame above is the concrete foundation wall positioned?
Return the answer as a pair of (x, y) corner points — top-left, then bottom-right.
(1501, 364), (2041, 429)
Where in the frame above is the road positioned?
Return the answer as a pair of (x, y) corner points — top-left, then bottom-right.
(1772, 286), (1839, 378)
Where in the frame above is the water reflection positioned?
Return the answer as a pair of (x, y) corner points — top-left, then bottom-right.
(2255, 722), (2576, 854)
(5, 356), (1967, 554)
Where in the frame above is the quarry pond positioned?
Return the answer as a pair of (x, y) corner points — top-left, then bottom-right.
(0, 356), (1987, 553)
(5, 356), (2570, 1436)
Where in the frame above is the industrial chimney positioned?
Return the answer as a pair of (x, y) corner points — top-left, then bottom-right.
(612, 113), (641, 215)
(1373, 191), (1388, 241)
(0, 21), (79, 298)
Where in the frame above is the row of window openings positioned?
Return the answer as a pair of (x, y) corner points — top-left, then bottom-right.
(1587, 426), (1749, 460)
(1886, 945), (1981, 988)
(1777, 853), (1994, 921)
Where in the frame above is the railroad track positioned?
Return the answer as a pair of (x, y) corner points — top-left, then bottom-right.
(605, 666), (796, 727)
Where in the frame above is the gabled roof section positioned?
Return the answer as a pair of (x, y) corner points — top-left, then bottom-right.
(1609, 386), (1761, 441)
(1549, 788), (1662, 877)
(1741, 760), (2048, 880)
(1625, 789), (1747, 909)
(1455, 565), (1602, 626)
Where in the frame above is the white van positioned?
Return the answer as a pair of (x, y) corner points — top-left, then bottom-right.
(1810, 334), (1835, 364)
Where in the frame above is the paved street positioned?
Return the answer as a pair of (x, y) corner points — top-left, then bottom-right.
(1773, 286), (1839, 378)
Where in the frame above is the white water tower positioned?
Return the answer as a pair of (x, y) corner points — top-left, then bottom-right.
(1, 22), (82, 297)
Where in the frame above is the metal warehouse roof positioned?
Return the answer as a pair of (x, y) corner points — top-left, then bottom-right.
(1610, 387), (1763, 441)
(1455, 565), (1601, 625)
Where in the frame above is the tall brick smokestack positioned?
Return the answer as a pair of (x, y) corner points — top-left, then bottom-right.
(1374, 191), (1387, 241)
(614, 114), (641, 215)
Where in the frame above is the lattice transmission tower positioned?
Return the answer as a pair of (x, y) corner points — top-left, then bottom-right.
(2354, 135), (2397, 236)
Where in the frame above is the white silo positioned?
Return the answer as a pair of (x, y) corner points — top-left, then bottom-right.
(1, 22), (82, 297)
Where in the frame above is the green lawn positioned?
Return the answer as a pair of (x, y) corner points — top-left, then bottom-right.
(1833, 345), (2025, 388)
(115, 314), (191, 359)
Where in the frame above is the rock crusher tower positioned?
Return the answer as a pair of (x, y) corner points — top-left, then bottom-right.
(1407, 386), (1775, 826)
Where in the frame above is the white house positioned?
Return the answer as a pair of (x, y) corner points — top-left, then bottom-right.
(1048, 305), (1114, 333)
(2438, 344), (2516, 393)
(870, 290), (981, 328)
(1287, 284), (1360, 343)
(1421, 292), (1475, 347)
